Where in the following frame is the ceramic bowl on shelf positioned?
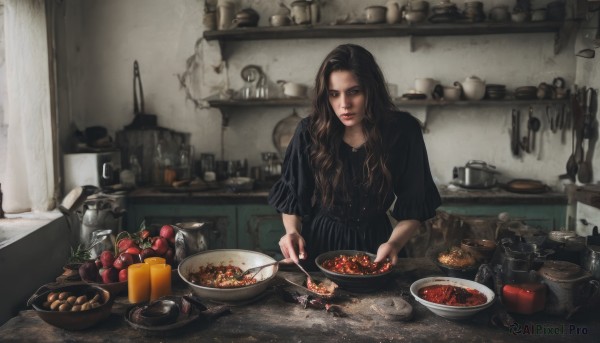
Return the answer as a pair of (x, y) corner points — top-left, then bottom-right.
(410, 277), (495, 320)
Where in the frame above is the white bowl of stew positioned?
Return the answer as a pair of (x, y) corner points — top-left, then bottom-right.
(410, 277), (495, 320)
(178, 249), (278, 303)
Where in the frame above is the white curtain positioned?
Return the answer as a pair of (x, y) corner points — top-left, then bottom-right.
(2, 0), (55, 213)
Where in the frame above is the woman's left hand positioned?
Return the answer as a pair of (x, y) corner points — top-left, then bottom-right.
(374, 242), (401, 265)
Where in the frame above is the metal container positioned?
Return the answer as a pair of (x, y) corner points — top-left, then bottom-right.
(582, 245), (600, 280)
(453, 160), (499, 189)
(538, 260), (600, 318)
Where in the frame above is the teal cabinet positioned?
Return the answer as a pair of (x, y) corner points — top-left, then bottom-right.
(237, 205), (283, 258)
(125, 204), (237, 249)
(440, 204), (567, 231)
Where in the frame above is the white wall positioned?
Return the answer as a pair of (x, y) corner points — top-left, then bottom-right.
(56, 0), (598, 190)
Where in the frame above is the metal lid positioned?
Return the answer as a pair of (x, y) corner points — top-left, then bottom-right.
(539, 260), (583, 281)
(548, 230), (576, 243)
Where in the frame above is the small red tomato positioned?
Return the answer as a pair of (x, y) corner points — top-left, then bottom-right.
(139, 230), (150, 240)
(125, 246), (141, 255)
(118, 269), (128, 282)
(159, 225), (176, 241)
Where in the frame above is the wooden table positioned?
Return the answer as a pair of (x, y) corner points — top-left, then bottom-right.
(1, 258), (598, 342)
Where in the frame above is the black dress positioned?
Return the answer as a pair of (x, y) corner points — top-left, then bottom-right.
(268, 111), (441, 264)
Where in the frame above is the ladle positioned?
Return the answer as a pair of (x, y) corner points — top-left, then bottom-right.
(529, 116), (541, 151)
(566, 127), (579, 180)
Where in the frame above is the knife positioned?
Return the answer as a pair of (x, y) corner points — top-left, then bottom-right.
(511, 109), (520, 156)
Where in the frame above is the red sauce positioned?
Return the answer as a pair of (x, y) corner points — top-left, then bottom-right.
(321, 254), (391, 275)
(418, 284), (487, 306)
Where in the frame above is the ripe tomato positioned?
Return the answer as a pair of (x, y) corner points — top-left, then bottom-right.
(125, 246), (141, 255)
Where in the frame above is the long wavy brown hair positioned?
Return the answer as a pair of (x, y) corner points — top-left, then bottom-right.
(310, 44), (397, 209)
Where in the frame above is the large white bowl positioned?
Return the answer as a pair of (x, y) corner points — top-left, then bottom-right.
(410, 277), (495, 320)
(178, 249), (278, 303)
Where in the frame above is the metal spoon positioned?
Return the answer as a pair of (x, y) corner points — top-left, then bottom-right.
(529, 116), (541, 151)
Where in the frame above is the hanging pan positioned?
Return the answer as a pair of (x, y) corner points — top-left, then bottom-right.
(125, 60), (158, 130)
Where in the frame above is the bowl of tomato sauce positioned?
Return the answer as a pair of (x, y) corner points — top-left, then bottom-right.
(315, 250), (393, 293)
(410, 277), (495, 320)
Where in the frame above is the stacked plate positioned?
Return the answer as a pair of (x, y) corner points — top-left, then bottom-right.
(514, 86), (538, 100)
(485, 84), (506, 100)
(463, 1), (485, 22)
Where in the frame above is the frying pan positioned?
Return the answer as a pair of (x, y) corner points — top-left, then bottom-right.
(125, 61), (158, 130)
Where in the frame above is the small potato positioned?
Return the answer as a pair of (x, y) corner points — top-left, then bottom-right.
(75, 295), (88, 305)
(90, 302), (100, 309)
(80, 303), (90, 311)
(42, 301), (52, 309)
(47, 292), (59, 303)
(50, 300), (63, 311)
(58, 292), (71, 300)
(71, 305), (81, 312)
(66, 296), (77, 305)
(58, 303), (71, 312)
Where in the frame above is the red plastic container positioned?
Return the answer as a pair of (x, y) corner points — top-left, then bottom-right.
(502, 283), (546, 315)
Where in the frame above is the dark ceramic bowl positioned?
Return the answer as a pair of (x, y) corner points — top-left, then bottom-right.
(29, 283), (114, 330)
(428, 247), (480, 280)
(315, 250), (392, 293)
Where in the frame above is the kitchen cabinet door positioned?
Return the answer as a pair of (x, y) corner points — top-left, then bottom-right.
(125, 204), (237, 249)
(237, 205), (283, 259)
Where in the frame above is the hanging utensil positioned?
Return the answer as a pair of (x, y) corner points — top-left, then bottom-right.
(511, 109), (520, 156)
(528, 107), (541, 152)
(125, 61), (158, 130)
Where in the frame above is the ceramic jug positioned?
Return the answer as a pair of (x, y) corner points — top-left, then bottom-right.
(290, 0), (311, 25)
(456, 76), (486, 101)
(386, 0), (402, 24)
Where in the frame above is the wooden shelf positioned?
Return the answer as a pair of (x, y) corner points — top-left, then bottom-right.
(206, 98), (309, 108)
(203, 21), (563, 42)
(206, 97), (569, 109)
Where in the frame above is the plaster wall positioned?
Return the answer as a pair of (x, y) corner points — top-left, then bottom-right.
(56, 0), (596, 190)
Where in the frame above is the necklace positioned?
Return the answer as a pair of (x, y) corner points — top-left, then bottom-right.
(351, 143), (365, 152)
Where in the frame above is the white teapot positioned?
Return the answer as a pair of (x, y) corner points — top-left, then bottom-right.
(455, 76), (486, 101)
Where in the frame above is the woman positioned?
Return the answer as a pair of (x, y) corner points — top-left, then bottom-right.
(268, 44), (441, 268)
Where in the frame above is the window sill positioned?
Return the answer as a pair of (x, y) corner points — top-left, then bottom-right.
(0, 210), (63, 249)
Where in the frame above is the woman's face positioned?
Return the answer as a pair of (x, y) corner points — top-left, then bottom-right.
(328, 70), (366, 129)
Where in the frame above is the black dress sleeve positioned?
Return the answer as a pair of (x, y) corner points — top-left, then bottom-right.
(389, 112), (442, 221)
(267, 117), (315, 216)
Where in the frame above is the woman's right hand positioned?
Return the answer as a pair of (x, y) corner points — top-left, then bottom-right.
(278, 232), (306, 263)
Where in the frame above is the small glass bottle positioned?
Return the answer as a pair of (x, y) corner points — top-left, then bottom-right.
(130, 155), (142, 186)
(152, 141), (165, 185)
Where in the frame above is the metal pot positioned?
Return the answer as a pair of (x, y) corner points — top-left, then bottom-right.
(538, 260), (600, 318)
(453, 160), (499, 189)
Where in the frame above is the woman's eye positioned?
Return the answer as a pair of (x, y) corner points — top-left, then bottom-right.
(329, 91), (339, 97)
(347, 89), (360, 95)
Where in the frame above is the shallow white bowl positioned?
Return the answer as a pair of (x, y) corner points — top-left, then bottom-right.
(178, 249), (278, 303)
(410, 276), (495, 320)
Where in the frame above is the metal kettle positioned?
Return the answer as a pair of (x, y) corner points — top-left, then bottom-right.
(77, 196), (125, 255)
